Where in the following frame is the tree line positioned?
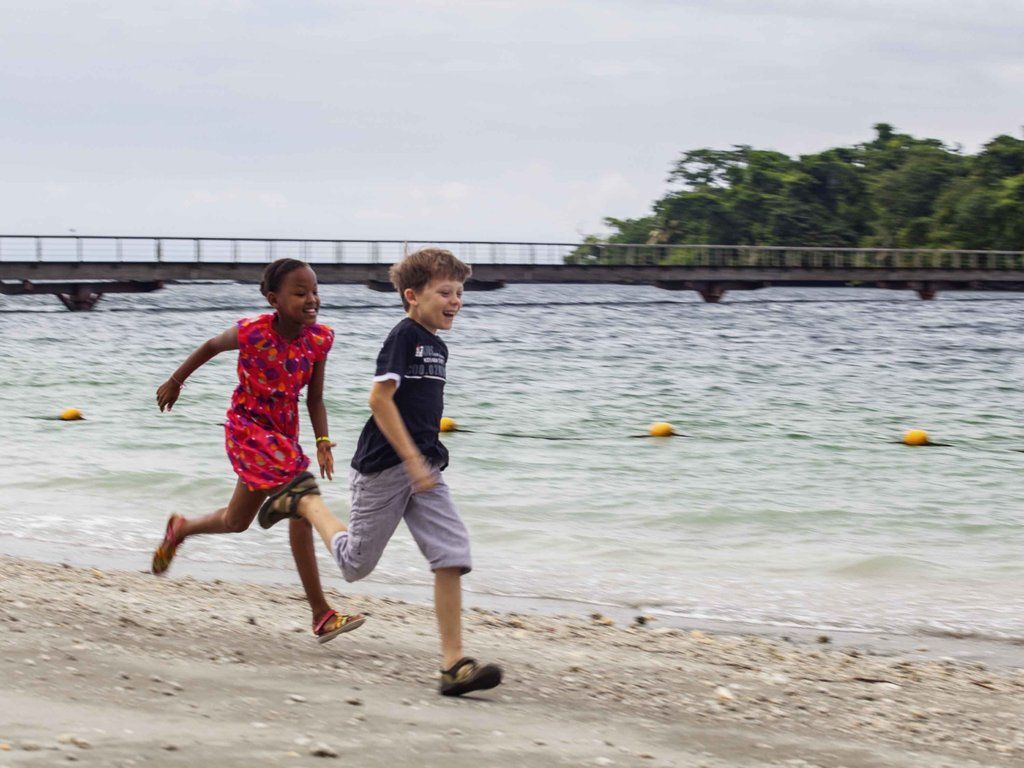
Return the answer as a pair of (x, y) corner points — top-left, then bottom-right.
(592, 124), (1024, 252)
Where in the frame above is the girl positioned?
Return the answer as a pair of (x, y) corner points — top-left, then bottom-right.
(151, 258), (365, 643)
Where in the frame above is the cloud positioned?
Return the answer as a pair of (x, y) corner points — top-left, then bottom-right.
(0, 1), (1021, 239)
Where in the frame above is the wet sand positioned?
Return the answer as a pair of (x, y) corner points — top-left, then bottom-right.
(1, 555), (1022, 767)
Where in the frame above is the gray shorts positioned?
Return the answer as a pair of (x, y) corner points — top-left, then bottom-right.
(329, 463), (472, 582)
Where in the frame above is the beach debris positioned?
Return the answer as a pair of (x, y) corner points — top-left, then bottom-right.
(161, 743), (179, 751)
(590, 613), (615, 626)
(714, 686), (736, 703)
(310, 743), (339, 758)
(288, 694), (307, 703)
(345, 697), (363, 706)
(633, 615), (655, 626)
(817, 635), (831, 644)
(59, 407), (84, 421)
(19, 741), (42, 751)
(594, 758), (615, 766)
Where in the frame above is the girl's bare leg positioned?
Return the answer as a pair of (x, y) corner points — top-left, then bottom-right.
(178, 479), (264, 538)
(289, 517), (331, 621)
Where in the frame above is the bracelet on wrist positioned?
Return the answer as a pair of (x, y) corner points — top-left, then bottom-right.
(170, 374), (185, 387)
(315, 436), (332, 445)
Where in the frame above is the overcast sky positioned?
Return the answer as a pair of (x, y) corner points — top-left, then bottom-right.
(1, 0), (1022, 241)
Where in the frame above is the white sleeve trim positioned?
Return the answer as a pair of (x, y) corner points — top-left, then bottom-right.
(373, 372), (402, 390)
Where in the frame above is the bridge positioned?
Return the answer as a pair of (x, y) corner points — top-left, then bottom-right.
(1, 235), (1022, 309)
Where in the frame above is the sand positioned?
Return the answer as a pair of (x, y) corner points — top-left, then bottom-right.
(1, 555), (1022, 767)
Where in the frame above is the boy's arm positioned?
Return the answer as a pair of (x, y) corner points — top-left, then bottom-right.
(368, 379), (435, 492)
(156, 326), (239, 412)
(306, 359), (334, 480)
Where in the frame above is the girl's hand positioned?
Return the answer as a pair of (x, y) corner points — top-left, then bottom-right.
(316, 440), (336, 481)
(156, 379), (182, 412)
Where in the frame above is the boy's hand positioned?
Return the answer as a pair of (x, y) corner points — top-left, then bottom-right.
(156, 379), (181, 412)
(316, 441), (336, 481)
(404, 455), (436, 493)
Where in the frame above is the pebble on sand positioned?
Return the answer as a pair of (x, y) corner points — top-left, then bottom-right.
(310, 743), (339, 758)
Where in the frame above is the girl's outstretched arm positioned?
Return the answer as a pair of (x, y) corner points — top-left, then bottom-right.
(156, 326), (239, 412)
(306, 359), (334, 480)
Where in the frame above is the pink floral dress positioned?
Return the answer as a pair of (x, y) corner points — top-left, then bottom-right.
(224, 313), (334, 491)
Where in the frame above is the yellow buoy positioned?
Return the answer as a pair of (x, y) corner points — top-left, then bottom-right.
(903, 429), (929, 446)
(649, 421), (676, 437)
(439, 416), (457, 433)
(60, 407), (84, 421)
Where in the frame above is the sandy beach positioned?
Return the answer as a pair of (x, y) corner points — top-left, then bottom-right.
(1, 555), (1022, 767)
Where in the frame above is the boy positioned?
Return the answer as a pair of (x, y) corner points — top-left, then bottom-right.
(258, 248), (502, 697)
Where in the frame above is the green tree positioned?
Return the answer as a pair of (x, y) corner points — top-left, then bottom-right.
(586, 125), (1023, 253)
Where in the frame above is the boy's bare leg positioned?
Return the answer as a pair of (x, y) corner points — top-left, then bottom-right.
(288, 517), (331, 621)
(434, 567), (464, 669)
(295, 494), (347, 552)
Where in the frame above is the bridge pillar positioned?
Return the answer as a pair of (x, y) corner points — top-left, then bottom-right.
(696, 283), (725, 303)
(915, 283), (938, 301)
(58, 285), (103, 311)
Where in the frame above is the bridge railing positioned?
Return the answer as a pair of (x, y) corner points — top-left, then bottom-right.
(0, 236), (1022, 270)
(0, 236), (583, 266)
(564, 243), (1024, 271)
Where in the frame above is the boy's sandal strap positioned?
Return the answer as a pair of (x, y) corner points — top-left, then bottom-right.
(257, 471), (319, 529)
(441, 657), (477, 678)
(286, 474), (320, 516)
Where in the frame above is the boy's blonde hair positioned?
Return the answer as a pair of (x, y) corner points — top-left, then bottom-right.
(389, 248), (472, 310)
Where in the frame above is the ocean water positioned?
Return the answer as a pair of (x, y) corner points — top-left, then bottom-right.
(1, 283), (1022, 644)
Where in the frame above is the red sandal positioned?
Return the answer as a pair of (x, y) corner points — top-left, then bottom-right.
(313, 608), (366, 644)
(151, 514), (185, 575)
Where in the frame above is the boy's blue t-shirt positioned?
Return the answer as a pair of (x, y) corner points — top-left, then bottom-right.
(350, 317), (449, 474)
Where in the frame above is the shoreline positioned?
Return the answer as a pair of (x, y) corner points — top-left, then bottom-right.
(4, 534), (1023, 670)
(2, 554), (1023, 766)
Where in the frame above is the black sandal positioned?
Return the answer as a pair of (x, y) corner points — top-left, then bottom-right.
(439, 657), (503, 697)
(257, 472), (320, 529)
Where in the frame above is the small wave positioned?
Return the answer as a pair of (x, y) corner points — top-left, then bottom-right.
(915, 625), (1024, 645)
(831, 554), (943, 578)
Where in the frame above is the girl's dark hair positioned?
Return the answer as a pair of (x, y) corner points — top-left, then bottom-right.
(260, 258), (309, 297)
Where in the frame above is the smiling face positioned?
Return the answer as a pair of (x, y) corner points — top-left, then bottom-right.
(405, 277), (464, 334)
(268, 265), (320, 327)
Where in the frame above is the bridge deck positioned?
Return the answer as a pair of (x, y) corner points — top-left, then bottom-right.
(2, 236), (1023, 308)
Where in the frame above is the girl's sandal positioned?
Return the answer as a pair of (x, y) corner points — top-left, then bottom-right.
(313, 609), (367, 644)
(257, 472), (321, 530)
(151, 514), (185, 575)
